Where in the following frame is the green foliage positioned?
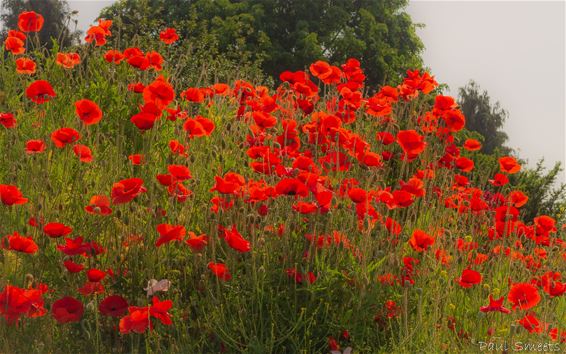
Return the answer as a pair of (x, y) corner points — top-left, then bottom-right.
(100, 0), (424, 88)
(513, 160), (566, 222)
(458, 80), (510, 155)
(0, 0), (81, 48)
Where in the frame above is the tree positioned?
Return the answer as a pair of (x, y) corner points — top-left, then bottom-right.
(99, 0), (424, 88)
(1, 0), (80, 49)
(514, 160), (566, 223)
(458, 80), (510, 155)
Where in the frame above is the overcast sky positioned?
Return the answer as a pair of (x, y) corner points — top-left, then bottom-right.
(66, 1), (566, 182)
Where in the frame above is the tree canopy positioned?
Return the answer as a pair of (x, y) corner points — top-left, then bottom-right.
(99, 0), (424, 88)
(458, 80), (510, 155)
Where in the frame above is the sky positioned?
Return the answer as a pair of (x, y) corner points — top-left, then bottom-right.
(30, 1), (566, 182)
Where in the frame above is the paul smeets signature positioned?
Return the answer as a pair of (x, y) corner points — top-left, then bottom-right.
(477, 340), (561, 352)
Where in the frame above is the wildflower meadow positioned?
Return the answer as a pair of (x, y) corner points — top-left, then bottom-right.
(0, 10), (565, 354)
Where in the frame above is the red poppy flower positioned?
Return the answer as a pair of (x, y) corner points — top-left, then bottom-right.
(111, 178), (146, 204)
(75, 99), (102, 125)
(143, 76), (175, 109)
(183, 116), (215, 138)
(73, 144), (93, 163)
(1, 231), (38, 254)
(463, 139), (481, 151)
(457, 269), (482, 288)
(51, 297), (84, 324)
(51, 127), (80, 148)
(130, 112), (159, 131)
(26, 80), (56, 104)
(397, 130), (426, 158)
(84, 195), (112, 215)
(155, 224), (186, 247)
(499, 156), (521, 174)
(87, 269), (107, 282)
(119, 306), (152, 334)
(18, 11), (44, 32)
(408, 229), (434, 252)
(43, 222), (72, 238)
(479, 294), (511, 314)
(210, 173), (246, 194)
(508, 190), (528, 208)
(168, 164), (192, 181)
(99, 295), (128, 317)
(15, 57), (36, 74)
(442, 110), (466, 132)
(0, 284), (47, 324)
(146, 51), (163, 71)
(221, 225), (251, 253)
(0, 112), (16, 129)
(128, 154), (144, 165)
(455, 157), (474, 172)
(63, 260), (84, 273)
(149, 296), (173, 325)
(104, 49), (124, 64)
(55, 52), (80, 69)
(159, 28), (179, 44)
(489, 173), (509, 186)
(4, 35), (25, 55)
(508, 282), (541, 310)
(208, 262), (231, 281)
(518, 313), (545, 334)
(275, 178), (309, 197)
(181, 87), (204, 103)
(185, 232), (208, 252)
(0, 184), (28, 205)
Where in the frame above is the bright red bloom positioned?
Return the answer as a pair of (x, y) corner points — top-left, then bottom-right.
(208, 262), (231, 281)
(26, 140), (45, 155)
(499, 156), (521, 174)
(463, 139), (481, 151)
(210, 173), (245, 194)
(87, 268), (107, 282)
(183, 116), (215, 138)
(63, 260), (84, 273)
(119, 306), (151, 333)
(75, 99), (102, 125)
(51, 297), (84, 324)
(73, 144), (93, 163)
(1, 231), (38, 254)
(455, 157), (474, 172)
(149, 296), (173, 325)
(457, 269), (482, 288)
(518, 313), (545, 334)
(104, 49), (124, 64)
(43, 222), (72, 238)
(155, 224), (186, 247)
(55, 52), (80, 69)
(131, 112), (159, 131)
(275, 178), (309, 197)
(0, 113), (16, 129)
(99, 295), (128, 317)
(84, 195), (112, 215)
(143, 76), (175, 109)
(126, 154), (143, 166)
(397, 130), (426, 159)
(5, 35), (25, 55)
(26, 80), (56, 104)
(159, 28), (179, 44)
(221, 225), (251, 253)
(168, 164), (192, 181)
(51, 127), (80, 148)
(0, 284), (47, 324)
(408, 229), (434, 252)
(508, 282), (541, 310)
(111, 178), (146, 204)
(15, 57), (36, 74)
(185, 232), (208, 252)
(480, 295), (511, 314)
(0, 184), (28, 205)
(18, 11), (44, 32)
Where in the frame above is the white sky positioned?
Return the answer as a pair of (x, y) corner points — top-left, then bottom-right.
(45, 1), (566, 183)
